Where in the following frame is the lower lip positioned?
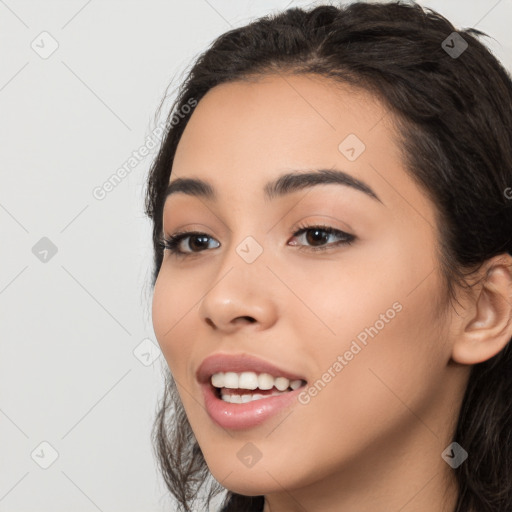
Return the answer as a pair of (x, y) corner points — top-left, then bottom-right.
(201, 382), (304, 430)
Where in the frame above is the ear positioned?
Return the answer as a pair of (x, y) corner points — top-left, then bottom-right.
(451, 253), (512, 365)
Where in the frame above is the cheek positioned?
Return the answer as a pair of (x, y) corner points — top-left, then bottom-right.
(277, 229), (439, 362)
(151, 267), (197, 375)
(263, 239), (446, 451)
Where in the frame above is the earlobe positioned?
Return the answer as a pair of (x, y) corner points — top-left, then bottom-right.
(451, 255), (512, 365)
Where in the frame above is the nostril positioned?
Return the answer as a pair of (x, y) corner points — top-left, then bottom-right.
(237, 316), (256, 323)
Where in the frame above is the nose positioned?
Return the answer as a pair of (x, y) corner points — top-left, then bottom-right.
(198, 248), (279, 335)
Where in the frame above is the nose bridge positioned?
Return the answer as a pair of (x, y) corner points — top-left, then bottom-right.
(213, 228), (269, 298)
(218, 211), (269, 273)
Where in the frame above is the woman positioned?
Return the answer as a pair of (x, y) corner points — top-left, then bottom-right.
(145, 2), (512, 511)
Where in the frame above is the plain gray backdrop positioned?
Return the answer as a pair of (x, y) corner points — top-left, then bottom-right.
(1, 0), (511, 511)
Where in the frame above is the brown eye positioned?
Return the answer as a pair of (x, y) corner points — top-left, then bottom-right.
(304, 228), (331, 246)
(289, 225), (355, 252)
(187, 235), (211, 252)
(161, 232), (220, 256)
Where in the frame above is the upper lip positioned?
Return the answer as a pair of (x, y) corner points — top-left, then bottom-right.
(196, 353), (307, 384)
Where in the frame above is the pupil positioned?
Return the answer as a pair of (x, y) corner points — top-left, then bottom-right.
(190, 235), (209, 251)
(307, 229), (328, 246)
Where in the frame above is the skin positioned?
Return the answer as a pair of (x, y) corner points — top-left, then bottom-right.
(151, 73), (512, 512)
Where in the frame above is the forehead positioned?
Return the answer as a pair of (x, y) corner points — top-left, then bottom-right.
(172, 73), (396, 177)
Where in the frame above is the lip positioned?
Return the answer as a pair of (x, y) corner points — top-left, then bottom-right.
(197, 353), (307, 430)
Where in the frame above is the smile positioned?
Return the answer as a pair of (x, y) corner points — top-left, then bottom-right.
(197, 354), (308, 429)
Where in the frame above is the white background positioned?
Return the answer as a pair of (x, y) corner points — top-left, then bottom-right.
(1, 0), (511, 511)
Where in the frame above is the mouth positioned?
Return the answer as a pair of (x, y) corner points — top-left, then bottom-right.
(197, 353), (308, 430)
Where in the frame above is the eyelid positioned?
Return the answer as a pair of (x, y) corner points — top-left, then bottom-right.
(289, 213), (354, 236)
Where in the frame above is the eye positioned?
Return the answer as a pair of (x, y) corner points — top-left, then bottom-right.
(288, 223), (355, 252)
(159, 231), (220, 257)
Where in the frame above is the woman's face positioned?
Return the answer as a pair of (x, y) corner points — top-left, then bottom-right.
(152, 74), (460, 500)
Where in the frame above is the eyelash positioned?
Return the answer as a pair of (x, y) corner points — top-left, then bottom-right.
(159, 222), (355, 258)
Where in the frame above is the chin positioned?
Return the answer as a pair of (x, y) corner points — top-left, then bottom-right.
(207, 463), (286, 496)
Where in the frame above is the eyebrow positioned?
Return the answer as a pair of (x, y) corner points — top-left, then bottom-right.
(164, 168), (382, 204)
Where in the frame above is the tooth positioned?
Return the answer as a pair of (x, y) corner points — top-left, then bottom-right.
(274, 377), (290, 391)
(290, 379), (302, 390)
(258, 373), (274, 390)
(239, 372), (259, 390)
(224, 372), (239, 389)
(241, 394), (252, 403)
(211, 372), (224, 388)
(212, 371), (303, 392)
